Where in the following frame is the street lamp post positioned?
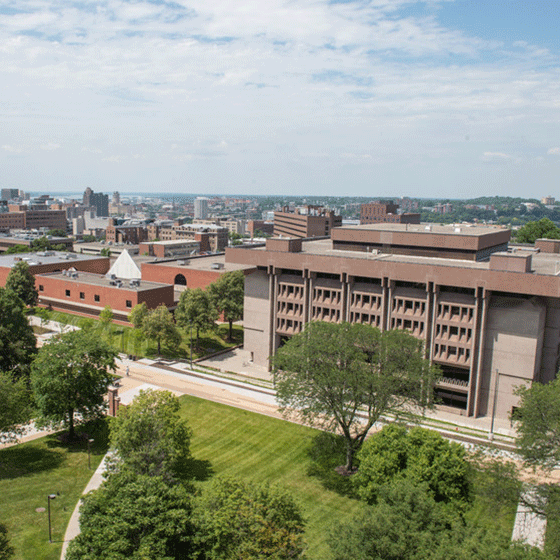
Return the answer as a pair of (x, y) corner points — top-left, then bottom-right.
(47, 494), (56, 543)
(190, 323), (193, 369)
(87, 438), (94, 470)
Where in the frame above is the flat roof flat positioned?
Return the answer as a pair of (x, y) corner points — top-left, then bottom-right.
(146, 253), (253, 273)
(0, 251), (105, 268)
(339, 223), (506, 236)
(36, 271), (169, 291)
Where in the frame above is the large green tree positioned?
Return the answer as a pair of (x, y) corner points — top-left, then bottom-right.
(0, 372), (33, 444)
(515, 217), (560, 244)
(0, 288), (37, 379)
(514, 377), (560, 471)
(31, 330), (116, 439)
(5, 261), (38, 307)
(175, 288), (218, 346)
(193, 476), (306, 560)
(129, 302), (148, 329)
(353, 424), (471, 506)
(142, 304), (181, 355)
(208, 271), (244, 341)
(65, 472), (195, 560)
(109, 389), (192, 480)
(273, 322), (440, 471)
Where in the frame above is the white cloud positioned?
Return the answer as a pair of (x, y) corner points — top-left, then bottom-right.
(547, 147), (560, 155)
(2, 145), (24, 153)
(102, 155), (123, 163)
(40, 142), (60, 151)
(481, 152), (513, 162)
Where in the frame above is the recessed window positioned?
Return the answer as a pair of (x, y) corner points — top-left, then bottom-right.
(65, 289), (71, 297)
(94, 294), (100, 302)
(39, 285), (44, 292)
(80, 292), (85, 300)
(126, 300), (132, 308)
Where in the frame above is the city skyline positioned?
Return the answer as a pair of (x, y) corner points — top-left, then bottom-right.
(1, 0), (559, 198)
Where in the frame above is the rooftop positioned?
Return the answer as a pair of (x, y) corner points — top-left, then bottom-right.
(0, 251), (105, 268)
(146, 253), (253, 273)
(36, 271), (169, 292)
(340, 222), (504, 237)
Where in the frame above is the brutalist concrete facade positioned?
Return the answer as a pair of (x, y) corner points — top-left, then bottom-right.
(226, 226), (560, 421)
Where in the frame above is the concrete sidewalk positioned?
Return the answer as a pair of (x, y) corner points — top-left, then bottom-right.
(60, 452), (113, 560)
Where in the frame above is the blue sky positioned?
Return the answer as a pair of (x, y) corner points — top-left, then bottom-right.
(1, 0), (559, 198)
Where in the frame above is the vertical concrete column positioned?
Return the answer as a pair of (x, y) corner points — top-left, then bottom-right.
(303, 270), (310, 325)
(340, 272), (348, 322)
(427, 283), (437, 361)
(473, 288), (490, 417)
(385, 279), (395, 331)
(268, 266), (277, 363)
(308, 272), (316, 324)
(466, 288), (482, 416)
(346, 275), (353, 323)
(381, 277), (389, 331)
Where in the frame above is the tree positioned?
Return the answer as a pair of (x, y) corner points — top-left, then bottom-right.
(515, 217), (560, 244)
(0, 524), (14, 560)
(0, 372), (33, 444)
(31, 330), (116, 440)
(175, 288), (218, 346)
(193, 476), (306, 560)
(208, 270), (244, 341)
(46, 229), (67, 237)
(514, 377), (560, 471)
(5, 261), (38, 307)
(353, 424), (471, 506)
(109, 389), (192, 480)
(142, 305), (181, 355)
(99, 305), (114, 327)
(0, 288), (37, 379)
(273, 322), (439, 471)
(65, 472), (195, 560)
(129, 302), (148, 329)
(100, 247), (111, 257)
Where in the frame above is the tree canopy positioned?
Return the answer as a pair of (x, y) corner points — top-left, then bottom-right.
(129, 302), (148, 329)
(208, 270), (244, 341)
(99, 305), (114, 326)
(5, 261), (38, 307)
(109, 389), (192, 480)
(0, 287), (37, 379)
(515, 218), (560, 244)
(31, 329), (116, 439)
(175, 288), (218, 345)
(193, 476), (306, 560)
(353, 424), (471, 506)
(0, 524), (13, 560)
(0, 372), (33, 444)
(273, 322), (440, 470)
(65, 472), (195, 560)
(142, 304), (181, 355)
(514, 377), (560, 471)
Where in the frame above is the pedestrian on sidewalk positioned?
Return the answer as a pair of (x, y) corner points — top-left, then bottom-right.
(126, 366), (129, 376)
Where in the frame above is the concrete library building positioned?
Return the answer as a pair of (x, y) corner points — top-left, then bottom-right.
(226, 223), (560, 421)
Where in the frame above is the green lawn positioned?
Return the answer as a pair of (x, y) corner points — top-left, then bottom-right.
(1, 394), (521, 560)
(33, 309), (243, 361)
(178, 395), (363, 559)
(0, 421), (109, 560)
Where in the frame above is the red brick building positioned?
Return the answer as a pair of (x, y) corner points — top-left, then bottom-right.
(273, 206), (342, 238)
(0, 252), (110, 287)
(360, 202), (420, 225)
(36, 271), (174, 323)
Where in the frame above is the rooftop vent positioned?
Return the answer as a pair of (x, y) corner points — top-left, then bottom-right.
(211, 262), (225, 270)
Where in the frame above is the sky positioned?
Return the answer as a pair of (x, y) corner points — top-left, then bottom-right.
(1, 0), (560, 199)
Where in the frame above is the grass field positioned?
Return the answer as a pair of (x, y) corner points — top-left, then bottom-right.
(33, 308), (243, 361)
(178, 394), (363, 559)
(1, 393), (521, 560)
(0, 421), (109, 560)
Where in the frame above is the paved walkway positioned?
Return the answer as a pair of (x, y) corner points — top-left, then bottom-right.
(511, 490), (547, 549)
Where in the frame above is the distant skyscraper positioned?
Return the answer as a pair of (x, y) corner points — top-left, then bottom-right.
(112, 191), (121, 205)
(194, 197), (209, 220)
(1, 188), (18, 201)
(83, 187), (109, 217)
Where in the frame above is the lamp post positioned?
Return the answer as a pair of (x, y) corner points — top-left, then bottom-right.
(87, 438), (94, 470)
(47, 494), (56, 543)
(190, 323), (193, 369)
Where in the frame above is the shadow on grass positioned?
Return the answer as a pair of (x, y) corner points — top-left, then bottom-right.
(181, 457), (214, 482)
(43, 418), (110, 456)
(306, 432), (356, 498)
(0, 445), (64, 480)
